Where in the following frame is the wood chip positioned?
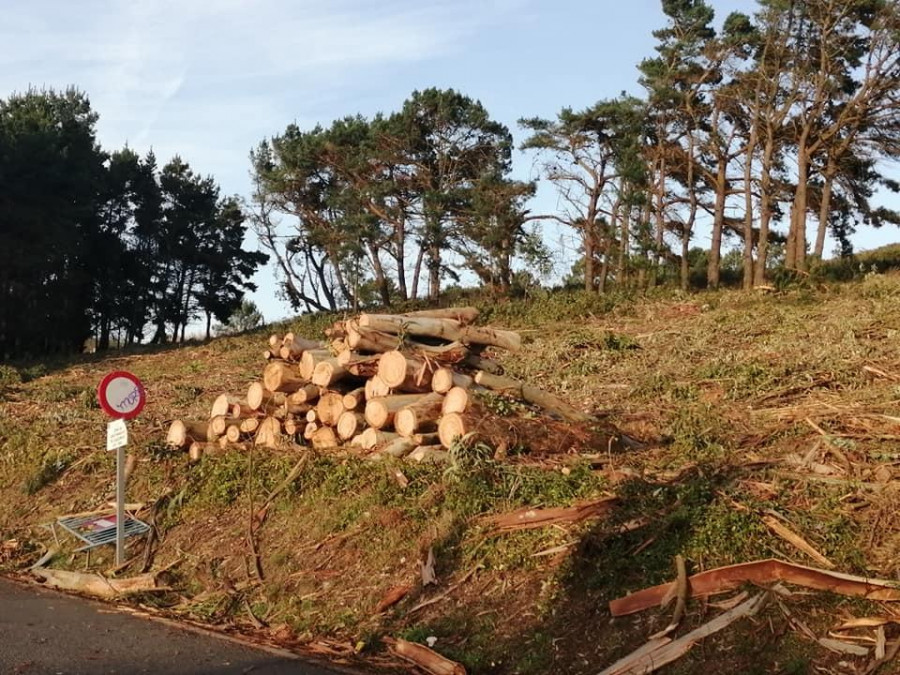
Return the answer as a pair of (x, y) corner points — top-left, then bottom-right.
(761, 515), (834, 568)
(818, 637), (869, 657)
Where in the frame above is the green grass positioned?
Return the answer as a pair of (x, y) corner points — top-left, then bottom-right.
(4, 276), (900, 673)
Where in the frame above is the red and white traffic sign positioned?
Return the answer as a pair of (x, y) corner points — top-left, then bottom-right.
(97, 371), (146, 420)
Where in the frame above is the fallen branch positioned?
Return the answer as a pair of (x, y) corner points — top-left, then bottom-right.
(610, 559), (900, 617)
(386, 637), (467, 675)
(600, 594), (767, 674)
(479, 496), (618, 533)
(31, 568), (170, 599)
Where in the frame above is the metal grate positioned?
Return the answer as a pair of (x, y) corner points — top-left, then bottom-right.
(55, 512), (150, 552)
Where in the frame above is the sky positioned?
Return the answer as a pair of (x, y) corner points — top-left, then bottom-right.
(3, 0), (898, 324)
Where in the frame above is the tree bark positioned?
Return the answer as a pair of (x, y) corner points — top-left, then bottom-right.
(394, 392), (444, 437)
(365, 394), (425, 429)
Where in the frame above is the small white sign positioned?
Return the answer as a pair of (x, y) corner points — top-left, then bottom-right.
(107, 419), (128, 451)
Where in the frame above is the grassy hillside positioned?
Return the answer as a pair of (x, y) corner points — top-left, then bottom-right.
(3, 276), (900, 673)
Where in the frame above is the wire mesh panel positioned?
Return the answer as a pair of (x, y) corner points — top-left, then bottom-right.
(56, 512), (150, 552)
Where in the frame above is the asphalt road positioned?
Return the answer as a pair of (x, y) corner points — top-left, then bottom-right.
(0, 578), (343, 674)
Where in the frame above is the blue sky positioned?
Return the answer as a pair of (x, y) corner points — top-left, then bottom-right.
(3, 0), (897, 324)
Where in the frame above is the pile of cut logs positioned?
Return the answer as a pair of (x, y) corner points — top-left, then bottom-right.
(166, 307), (600, 463)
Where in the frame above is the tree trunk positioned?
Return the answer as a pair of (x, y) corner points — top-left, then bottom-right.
(742, 132), (757, 289)
(369, 243), (391, 306)
(617, 203), (630, 288)
(584, 229), (595, 293)
(411, 245), (425, 300)
(707, 158), (726, 290)
(754, 136), (776, 286)
(788, 141), (810, 271)
(815, 160), (836, 259)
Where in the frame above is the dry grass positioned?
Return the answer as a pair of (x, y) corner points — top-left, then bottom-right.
(3, 275), (900, 673)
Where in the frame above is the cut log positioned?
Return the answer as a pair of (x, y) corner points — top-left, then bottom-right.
(230, 402), (258, 419)
(365, 375), (392, 400)
(403, 306), (479, 325)
(311, 426), (339, 450)
(346, 320), (402, 353)
(394, 393), (444, 437)
(336, 411), (367, 441)
(263, 349), (279, 360)
(209, 415), (228, 437)
(268, 334), (281, 349)
(304, 422), (318, 440)
(316, 392), (345, 427)
(438, 413), (468, 448)
(438, 408), (615, 455)
(263, 362), (306, 394)
(280, 333), (323, 360)
(166, 420), (215, 448)
(338, 353), (381, 378)
(288, 383), (321, 405)
(359, 314), (521, 352)
(217, 435), (229, 449)
(283, 418), (300, 436)
(324, 321), (348, 339)
(342, 387), (366, 411)
(442, 387), (471, 415)
(408, 446), (449, 464)
(473, 371), (592, 423)
(360, 428), (401, 450)
(306, 409), (317, 423)
(254, 417), (282, 449)
(378, 351), (434, 392)
(225, 424), (242, 443)
(284, 402), (312, 417)
(432, 368), (473, 394)
(365, 394), (425, 430)
(299, 349), (333, 380)
(247, 382), (287, 412)
(210, 394), (241, 419)
(240, 417), (260, 434)
(311, 358), (349, 387)
(188, 442), (205, 462)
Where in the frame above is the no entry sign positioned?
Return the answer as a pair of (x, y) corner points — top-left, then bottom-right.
(97, 371), (146, 420)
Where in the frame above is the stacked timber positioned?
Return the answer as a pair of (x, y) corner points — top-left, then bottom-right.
(165, 307), (607, 463)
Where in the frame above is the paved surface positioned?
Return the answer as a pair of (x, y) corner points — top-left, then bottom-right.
(0, 578), (342, 674)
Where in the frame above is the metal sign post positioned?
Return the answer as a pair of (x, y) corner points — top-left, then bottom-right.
(98, 371), (146, 566)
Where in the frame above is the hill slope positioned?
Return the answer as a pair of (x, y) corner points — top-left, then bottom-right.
(3, 277), (900, 673)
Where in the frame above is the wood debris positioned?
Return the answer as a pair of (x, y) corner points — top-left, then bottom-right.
(478, 496), (618, 533)
(163, 307), (615, 462)
(600, 594), (768, 674)
(386, 637), (467, 675)
(610, 559), (900, 617)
